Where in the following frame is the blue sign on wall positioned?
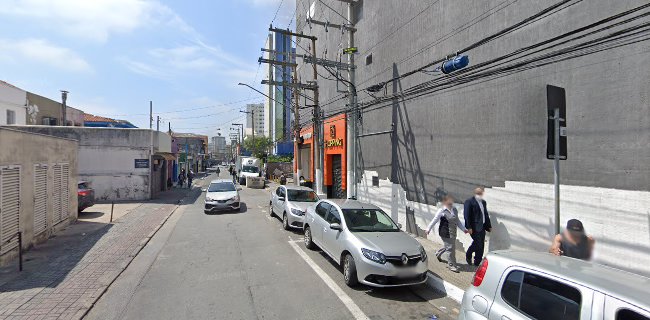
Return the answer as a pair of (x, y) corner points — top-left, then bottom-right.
(135, 159), (150, 168)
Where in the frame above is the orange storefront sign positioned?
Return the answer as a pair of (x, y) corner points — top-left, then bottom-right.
(323, 114), (346, 191)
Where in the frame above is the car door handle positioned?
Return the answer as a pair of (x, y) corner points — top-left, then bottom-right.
(501, 316), (511, 320)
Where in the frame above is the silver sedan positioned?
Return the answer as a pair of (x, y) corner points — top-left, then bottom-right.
(269, 185), (319, 230)
(303, 199), (428, 287)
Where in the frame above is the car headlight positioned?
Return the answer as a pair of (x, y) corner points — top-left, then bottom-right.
(205, 197), (213, 202)
(361, 248), (386, 264)
(420, 246), (428, 262)
(229, 196), (240, 202)
(290, 208), (305, 216)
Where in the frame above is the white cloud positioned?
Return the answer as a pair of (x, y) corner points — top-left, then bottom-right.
(0, 38), (92, 72)
(0, 0), (181, 43)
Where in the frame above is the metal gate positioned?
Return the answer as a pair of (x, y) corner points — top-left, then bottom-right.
(1, 166), (21, 254)
(33, 164), (48, 235)
(331, 155), (344, 199)
(53, 163), (69, 224)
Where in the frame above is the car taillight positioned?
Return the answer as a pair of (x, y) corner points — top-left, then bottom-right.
(78, 190), (89, 196)
(472, 258), (488, 287)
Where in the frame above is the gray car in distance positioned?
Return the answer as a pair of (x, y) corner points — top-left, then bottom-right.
(303, 199), (428, 288)
(459, 251), (650, 320)
(269, 185), (319, 230)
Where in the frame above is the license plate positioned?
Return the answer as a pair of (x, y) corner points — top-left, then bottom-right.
(395, 269), (418, 278)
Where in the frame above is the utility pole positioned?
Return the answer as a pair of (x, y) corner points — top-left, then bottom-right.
(346, 2), (358, 200)
(60, 90), (68, 126)
(240, 109), (255, 140)
(149, 101), (154, 200)
(310, 35), (323, 196)
(292, 36), (302, 186)
(157, 116), (160, 131)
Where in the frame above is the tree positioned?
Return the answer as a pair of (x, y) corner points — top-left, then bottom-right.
(242, 136), (273, 159)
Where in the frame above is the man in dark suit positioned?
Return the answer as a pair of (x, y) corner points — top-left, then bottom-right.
(464, 187), (492, 266)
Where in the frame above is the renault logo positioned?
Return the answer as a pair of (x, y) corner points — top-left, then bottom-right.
(401, 253), (409, 265)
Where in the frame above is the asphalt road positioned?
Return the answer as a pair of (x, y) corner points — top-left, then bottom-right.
(86, 172), (459, 320)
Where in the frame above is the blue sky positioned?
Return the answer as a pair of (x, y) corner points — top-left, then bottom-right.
(0, 0), (295, 136)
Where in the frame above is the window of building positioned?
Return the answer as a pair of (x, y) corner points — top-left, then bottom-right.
(42, 117), (58, 125)
(366, 53), (373, 66)
(6, 110), (15, 125)
(501, 270), (581, 320)
(617, 309), (649, 320)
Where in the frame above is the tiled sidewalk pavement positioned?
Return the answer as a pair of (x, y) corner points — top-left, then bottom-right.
(0, 189), (192, 320)
(417, 237), (475, 302)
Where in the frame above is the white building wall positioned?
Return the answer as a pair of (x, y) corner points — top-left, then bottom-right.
(357, 170), (650, 277)
(0, 82), (27, 125)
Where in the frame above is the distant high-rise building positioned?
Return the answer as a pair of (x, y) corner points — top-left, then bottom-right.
(244, 103), (265, 137)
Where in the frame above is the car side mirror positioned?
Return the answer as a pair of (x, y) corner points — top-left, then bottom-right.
(397, 223), (403, 229)
(330, 223), (342, 231)
(278, 197), (285, 201)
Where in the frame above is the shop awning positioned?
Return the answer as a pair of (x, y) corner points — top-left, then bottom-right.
(155, 152), (176, 161)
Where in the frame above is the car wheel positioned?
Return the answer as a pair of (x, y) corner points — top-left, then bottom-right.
(304, 226), (316, 250)
(282, 213), (290, 230)
(269, 203), (275, 217)
(343, 254), (359, 287)
(204, 210), (210, 214)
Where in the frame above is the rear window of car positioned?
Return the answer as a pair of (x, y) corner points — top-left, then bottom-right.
(617, 309), (649, 320)
(501, 270), (581, 320)
(78, 182), (89, 189)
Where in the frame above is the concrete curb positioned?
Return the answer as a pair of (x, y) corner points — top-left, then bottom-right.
(80, 200), (184, 319)
(424, 271), (466, 304)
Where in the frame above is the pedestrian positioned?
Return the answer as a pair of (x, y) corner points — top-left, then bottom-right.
(280, 174), (287, 185)
(426, 195), (468, 273)
(178, 169), (186, 188)
(216, 167), (221, 176)
(549, 219), (595, 260)
(230, 166), (237, 183)
(187, 170), (194, 189)
(464, 187), (492, 266)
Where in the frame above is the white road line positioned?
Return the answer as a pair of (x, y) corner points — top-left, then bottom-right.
(288, 241), (370, 320)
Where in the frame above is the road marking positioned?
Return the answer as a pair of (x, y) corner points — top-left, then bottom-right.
(288, 241), (370, 320)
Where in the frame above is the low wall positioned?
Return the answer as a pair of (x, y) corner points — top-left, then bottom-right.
(357, 170), (650, 277)
(267, 162), (293, 179)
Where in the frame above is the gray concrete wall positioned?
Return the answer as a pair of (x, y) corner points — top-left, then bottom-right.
(0, 128), (78, 263)
(296, 0), (650, 202)
(3, 126), (171, 201)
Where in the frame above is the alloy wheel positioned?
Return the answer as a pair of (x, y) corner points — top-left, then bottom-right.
(344, 257), (350, 281)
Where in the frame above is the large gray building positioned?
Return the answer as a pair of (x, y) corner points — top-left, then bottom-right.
(295, 0), (650, 276)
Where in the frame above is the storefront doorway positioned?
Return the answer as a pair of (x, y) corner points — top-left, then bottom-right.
(328, 155), (344, 198)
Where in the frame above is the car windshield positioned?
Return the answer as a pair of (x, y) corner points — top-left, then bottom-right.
(208, 182), (236, 192)
(242, 165), (258, 173)
(342, 209), (400, 232)
(287, 190), (319, 202)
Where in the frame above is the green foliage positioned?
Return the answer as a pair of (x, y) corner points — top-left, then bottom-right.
(242, 136), (274, 159)
(267, 154), (293, 163)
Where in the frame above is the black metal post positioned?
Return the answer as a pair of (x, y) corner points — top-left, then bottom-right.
(17, 232), (22, 271)
(110, 202), (115, 223)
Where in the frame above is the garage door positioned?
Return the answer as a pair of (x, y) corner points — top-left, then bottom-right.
(1, 166), (21, 254)
(53, 163), (70, 224)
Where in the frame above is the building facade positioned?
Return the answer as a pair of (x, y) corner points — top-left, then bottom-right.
(26, 92), (84, 126)
(173, 133), (208, 174)
(5, 126), (173, 201)
(295, 0), (650, 276)
(244, 103), (265, 137)
(0, 81), (27, 125)
(0, 127), (78, 264)
(210, 134), (227, 162)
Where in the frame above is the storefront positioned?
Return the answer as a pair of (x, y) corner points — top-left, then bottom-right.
(295, 126), (314, 184)
(323, 114), (346, 198)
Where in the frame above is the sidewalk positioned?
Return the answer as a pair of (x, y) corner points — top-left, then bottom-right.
(0, 187), (197, 320)
(417, 237), (475, 303)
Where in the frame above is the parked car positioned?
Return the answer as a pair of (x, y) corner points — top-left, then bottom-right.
(303, 199), (428, 288)
(269, 185), (319, 230)
(459, 251), (650, 320)
(77, 181), (95, 213)
(204, 179), (242, 213)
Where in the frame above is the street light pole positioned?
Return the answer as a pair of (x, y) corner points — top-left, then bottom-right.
(240, 109), (255, 140)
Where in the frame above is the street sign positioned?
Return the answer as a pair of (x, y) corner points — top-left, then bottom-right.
(546, 85), (567, 160)
(134, 159), (150, 168)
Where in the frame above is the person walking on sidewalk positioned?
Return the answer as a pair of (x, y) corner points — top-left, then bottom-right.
(178, 169), (186, 188)
(464, 187), (492, 266)
(549, 219), (595, 260)
(426, 195), (469, 273)
(187, 170), (194, 189)
(216, 167), (221, 176)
